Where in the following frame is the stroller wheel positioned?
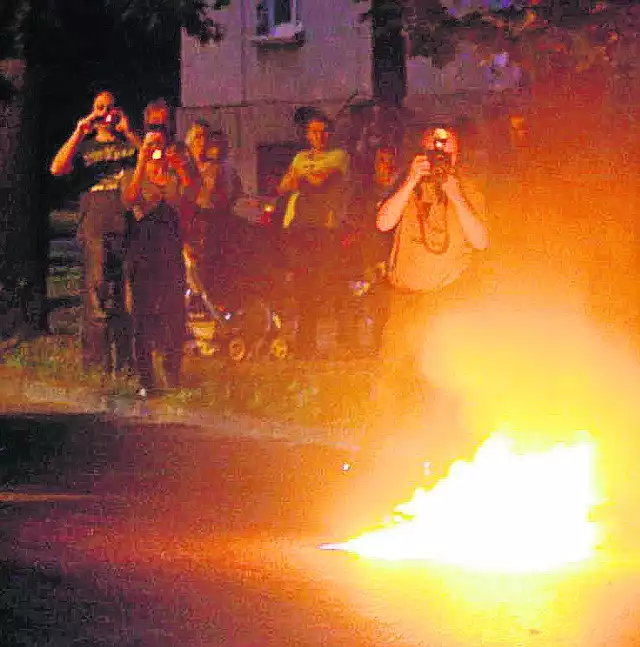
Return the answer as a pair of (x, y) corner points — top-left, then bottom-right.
(198, 340), (218, 357)
(227, 336), (247, 362)
(269, 336), (289, 360)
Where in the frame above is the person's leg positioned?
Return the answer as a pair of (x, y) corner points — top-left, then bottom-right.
(292, 268), (320, 359)
(151, 203), (186, 388)
(328, 290), (437, 534)
(162, 283), (186, 389)
(113, 313), (134, 374)
(133, 317), (154, 391)
(102, 227), (133, 375)
(78, 193), (109, 372)
(128, 218), (156, 392)
(79, 191), (130, 373)
(370, 279), (390, 354)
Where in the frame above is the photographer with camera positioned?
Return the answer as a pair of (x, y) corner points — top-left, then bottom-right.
(337, 126), (489, 532)
(50, 90), (140, 374)
(122, 99), (200, 395)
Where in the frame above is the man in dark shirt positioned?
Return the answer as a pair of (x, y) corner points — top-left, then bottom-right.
(50, 90), (140, 374)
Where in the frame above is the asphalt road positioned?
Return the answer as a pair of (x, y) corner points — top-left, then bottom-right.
(1, 412), (640, 647)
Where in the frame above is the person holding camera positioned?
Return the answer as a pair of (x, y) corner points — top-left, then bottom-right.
(337, 127), (489, 532)
(50, 90), (140, 374)
(121, 99), (200, 395)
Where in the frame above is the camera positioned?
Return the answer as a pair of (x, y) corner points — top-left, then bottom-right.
(145, 124), (168, 160)
(103, 111), (121, 127)
(426, 128), (452, 176)
(427, 149), (452, 173)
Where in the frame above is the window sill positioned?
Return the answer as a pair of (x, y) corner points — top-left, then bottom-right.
(250, 25), (305, 48)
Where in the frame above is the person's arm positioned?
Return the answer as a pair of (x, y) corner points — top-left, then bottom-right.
(443, 175), (489, 250)
(376, 155), (432, 232)
(277, 156), (300, 195)
(167, 144), (201, 199)
(49, 112), (97, 176)
(302, 149), (348, 189)
(114, 109), (142, 149)
(121, 133), (156, 207)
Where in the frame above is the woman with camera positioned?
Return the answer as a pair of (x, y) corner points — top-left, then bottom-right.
(121, 99), (201, 395)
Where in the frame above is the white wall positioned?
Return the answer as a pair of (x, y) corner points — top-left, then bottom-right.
(180, 0), (372, 109)
(180, 0), (373, 192)
(179, 1), (521, 190)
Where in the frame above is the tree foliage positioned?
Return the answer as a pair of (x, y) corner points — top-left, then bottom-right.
(357, 0), (640, 75)
(0, 0), (229, 99)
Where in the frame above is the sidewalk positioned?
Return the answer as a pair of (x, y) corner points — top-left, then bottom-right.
(0, 348), (370, 452)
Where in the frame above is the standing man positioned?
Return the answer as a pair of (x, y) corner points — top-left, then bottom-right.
(341, 127), (489, 530)
(376, 126), (488, 452)
(277, 112), (350, 359)
(50, 90), (140, 374)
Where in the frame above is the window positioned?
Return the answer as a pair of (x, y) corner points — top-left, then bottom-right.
(255, 0), (302, 40)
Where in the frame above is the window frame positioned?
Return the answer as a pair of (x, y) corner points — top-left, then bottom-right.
(254, 0), (304, 44)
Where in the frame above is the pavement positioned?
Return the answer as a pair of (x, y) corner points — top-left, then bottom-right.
(1, 405), (640, 647)
(4, 335), (640, 646)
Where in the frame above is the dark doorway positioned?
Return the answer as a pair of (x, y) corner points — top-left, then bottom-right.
(256, 141), (301, 195)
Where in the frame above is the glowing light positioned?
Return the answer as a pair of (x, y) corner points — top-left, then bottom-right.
(323, 431), (601, 573)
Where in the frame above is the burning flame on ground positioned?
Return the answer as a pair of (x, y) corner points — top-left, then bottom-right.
(323, 431), (601, 573)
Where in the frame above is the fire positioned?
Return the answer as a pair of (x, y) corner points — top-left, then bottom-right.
(323, 432), (601, 573)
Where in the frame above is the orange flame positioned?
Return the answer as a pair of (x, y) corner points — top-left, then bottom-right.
(323, 431), (601, 573)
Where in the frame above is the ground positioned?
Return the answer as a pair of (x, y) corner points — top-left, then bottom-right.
(1, 411), (640, 646)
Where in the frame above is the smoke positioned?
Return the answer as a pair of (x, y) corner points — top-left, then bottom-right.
(414, 91), (640, 508)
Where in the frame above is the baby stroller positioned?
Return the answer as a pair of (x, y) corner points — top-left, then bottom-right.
(183, 219), (294, 362)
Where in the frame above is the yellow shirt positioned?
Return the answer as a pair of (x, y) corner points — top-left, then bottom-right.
(283, 148), (349, 229)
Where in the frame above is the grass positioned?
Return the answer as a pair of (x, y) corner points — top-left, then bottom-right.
(15, 211), (378, 428)
(1, 331), (377, 429)
(1, 334), (138, 397)
(214, 357), (377, 427)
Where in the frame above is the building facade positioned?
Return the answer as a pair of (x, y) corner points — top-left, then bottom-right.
(179, 0), (520, 193)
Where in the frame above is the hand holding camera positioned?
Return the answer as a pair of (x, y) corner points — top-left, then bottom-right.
(103, 110), (121, 128)
(165, 143), (187, 169)
(74, 112), (100, 137)
(74, 106), (128, 138)
(141, 130), (166, 162)
(407, 154), (433, 186)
